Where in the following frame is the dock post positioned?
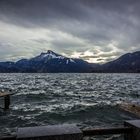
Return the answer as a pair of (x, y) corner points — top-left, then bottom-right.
(4, 95), (10, 110)
(124, 120), (140, 140)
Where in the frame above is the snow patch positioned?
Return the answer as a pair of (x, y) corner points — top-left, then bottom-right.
(40, 52), (65, 60)
(70, 59), (75, 63)
(66, 60), (69, 64)
(38, 51), (76, 64)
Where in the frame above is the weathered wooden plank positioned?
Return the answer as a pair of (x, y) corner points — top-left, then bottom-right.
(82, 127), (132, 136)
(0, 135), (16, 140)
(17, 124), (83, 140)
(1, 121), (140, 140)
(0, 126), (132, 140)
(4, 95), (10, 110)
(0, 92), (13, 110)
(0, 92), (13, 98)
(124, 120), (140, 140)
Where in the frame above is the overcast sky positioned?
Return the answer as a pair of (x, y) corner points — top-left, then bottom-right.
(0, 0), (140, 63)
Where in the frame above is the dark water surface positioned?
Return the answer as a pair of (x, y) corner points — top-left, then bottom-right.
(0, 73), (140, 139)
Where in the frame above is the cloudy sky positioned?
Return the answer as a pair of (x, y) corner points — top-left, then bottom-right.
(0, 0), (140, 63)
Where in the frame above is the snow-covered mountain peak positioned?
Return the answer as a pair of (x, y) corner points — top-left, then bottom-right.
(32, 50), (76, 63)
(39, 50), (65, 60)
(40, 50), (56, 57)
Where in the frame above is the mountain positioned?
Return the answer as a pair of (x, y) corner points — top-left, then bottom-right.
(0, 50), (140, 73)
(0, 62), (19, 72)
(0, 50), (93, 73)
(101, 51), (140, 73)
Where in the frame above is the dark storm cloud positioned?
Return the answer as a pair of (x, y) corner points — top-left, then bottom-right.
(0, 0), (140, 28)
(0, 0), (86, 27)
(0, 0), (140, 62)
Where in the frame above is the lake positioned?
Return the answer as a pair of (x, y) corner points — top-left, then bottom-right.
(0, 73), (140, 139)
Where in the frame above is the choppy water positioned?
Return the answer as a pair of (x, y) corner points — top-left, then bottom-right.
(0, 73), (140, 139)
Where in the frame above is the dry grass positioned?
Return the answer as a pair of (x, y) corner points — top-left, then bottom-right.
(119, 102), (140, 117)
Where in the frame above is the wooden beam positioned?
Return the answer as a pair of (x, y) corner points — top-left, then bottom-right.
(0, 135), (16, 140)
(0, 92), (13, 98)
(4, 95), (10, 110)
(0, 92), (13, 110)
(82, 127), (132, 136)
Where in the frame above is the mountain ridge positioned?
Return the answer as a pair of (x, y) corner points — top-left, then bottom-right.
(0, 50), (140, 73)
(101, 51), (140, 73)
(0, 50), (92, 73)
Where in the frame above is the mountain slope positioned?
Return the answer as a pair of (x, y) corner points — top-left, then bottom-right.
(0, 50), (140, 73)
(0, 50), (93, 73)
(102, 51), (140, 73)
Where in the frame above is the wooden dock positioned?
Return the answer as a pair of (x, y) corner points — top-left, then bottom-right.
(0, 120), (140, 140)
(0, 92), (13, 110)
